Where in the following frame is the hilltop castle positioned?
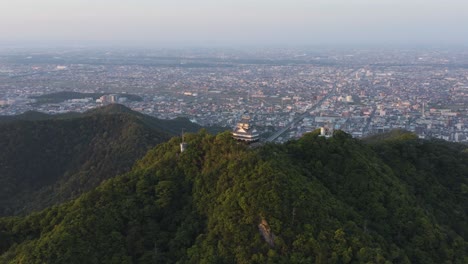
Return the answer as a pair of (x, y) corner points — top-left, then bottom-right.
(232, 115), (260, 143)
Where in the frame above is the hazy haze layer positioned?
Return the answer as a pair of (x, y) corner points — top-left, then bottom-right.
(1, 0), (467, 47)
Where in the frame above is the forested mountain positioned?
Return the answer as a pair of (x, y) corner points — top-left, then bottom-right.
(0, 104), (205, 216)
(0, 130), (466, 263)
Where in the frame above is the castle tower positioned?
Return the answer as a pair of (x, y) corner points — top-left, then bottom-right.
(232, 114), (260, 143)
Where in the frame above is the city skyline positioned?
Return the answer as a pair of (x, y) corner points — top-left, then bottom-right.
(1, 0), (468, 48)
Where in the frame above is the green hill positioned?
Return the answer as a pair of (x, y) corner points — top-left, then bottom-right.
(0, 130), (466, 263)
(0, 104), (207, 216)
(0, 110), (78, 123)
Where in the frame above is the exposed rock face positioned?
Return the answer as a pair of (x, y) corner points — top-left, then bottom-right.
(258, 217), (275, 247)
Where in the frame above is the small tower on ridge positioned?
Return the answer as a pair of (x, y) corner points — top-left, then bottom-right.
(180, 129), (188, 153)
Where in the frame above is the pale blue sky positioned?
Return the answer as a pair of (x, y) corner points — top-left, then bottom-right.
(0, 0), (467, 47)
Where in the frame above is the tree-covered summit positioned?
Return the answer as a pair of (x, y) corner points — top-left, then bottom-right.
(0, 130), (467, 263)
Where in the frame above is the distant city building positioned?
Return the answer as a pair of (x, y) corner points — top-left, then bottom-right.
(232, 115), (260, 143)
(345, 95), (354, 103)
(320, 126), (334, 138)
(97, 94), (119, 104)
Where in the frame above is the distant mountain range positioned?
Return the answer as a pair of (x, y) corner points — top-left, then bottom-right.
(0, 104), (212, 216)
(0, 127), (466, 263)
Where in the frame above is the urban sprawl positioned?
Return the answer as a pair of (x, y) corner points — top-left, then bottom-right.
(0, 48), (467, 142)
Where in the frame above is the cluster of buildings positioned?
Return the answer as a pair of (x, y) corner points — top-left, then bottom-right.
(0, 48), (467, 143)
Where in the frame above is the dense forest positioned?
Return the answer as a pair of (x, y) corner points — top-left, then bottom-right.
(0, 104), (206, 216)
(0, 129), (466, 263)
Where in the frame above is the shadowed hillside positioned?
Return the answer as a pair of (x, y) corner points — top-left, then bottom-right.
(0, 104), (210, 216)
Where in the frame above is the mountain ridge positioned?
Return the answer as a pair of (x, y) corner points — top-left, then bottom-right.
(0, 104), (210, 216)
(0, 130), (466, 263)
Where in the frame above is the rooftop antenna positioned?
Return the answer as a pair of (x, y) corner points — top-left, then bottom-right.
(180, 129), (187, 153)
(422, 101), (426, 118)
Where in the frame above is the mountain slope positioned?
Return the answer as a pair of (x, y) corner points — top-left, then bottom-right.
(369, 134), (468, 242)
(0, 131), (466, 263)
(0, 104), (206, 216)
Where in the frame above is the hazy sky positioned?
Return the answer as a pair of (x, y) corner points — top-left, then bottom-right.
(1, 0), (467, 47)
